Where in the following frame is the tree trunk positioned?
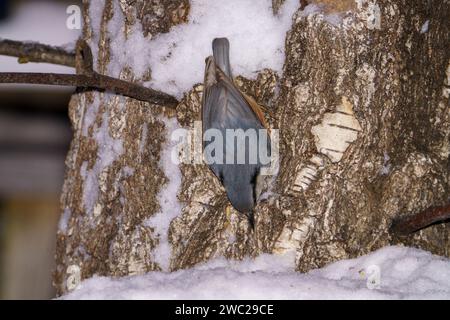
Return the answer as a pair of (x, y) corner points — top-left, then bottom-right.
(54, 0), (449, 295)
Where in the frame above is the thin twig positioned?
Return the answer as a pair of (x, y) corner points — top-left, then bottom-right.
(0, 39), (76, 67)
(390, 203), (450, 235)
(0, 72), (179, 107)
(0, 39), (179, 107)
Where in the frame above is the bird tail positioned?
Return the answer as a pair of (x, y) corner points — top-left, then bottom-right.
(212, 38), (232, 78)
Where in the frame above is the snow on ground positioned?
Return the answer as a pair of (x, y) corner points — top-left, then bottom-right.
(60, 246), (450, 300)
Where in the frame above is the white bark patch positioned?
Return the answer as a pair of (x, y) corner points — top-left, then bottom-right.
(323, 198), (335, 233)
(366, 2), (381, 30)
(291, 96), (363, 193)
(66, 265), (81, 291)
(356, 0), (381, 30)
(138, 123), (148, 155)
(274, 216), (316, 254)
(311, 97), (362, 163)
(292, 154), (326, 192)
(127, 228), (149, 275)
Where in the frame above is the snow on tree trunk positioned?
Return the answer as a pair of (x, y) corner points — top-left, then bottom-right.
(54, 0), (190, 295)
(54, 0), (449, 295)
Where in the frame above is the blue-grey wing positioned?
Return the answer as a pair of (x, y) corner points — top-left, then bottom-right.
(202, 81), (223, 180)
(204, 71), (264, 132)
(203, 72), (270, 179)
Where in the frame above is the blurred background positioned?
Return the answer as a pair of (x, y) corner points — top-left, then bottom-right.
(0, 0), (81, 299)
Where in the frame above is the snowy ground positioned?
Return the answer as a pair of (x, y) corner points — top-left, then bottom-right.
(60, 246), (450, 300)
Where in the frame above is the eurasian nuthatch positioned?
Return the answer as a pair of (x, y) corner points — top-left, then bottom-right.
(202, 38), (271, 228)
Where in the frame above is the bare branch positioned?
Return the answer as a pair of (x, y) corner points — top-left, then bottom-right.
(0, 72), (179, 107)
(0, 39), (179, 107)
(0, 39), (76, 67)
(390, 203), (450, 235)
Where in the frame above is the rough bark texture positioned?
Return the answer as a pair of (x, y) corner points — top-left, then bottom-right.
(54, 0), (189, 295)
(272, 0), (450, 271)
(55, 0), (450, 295)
